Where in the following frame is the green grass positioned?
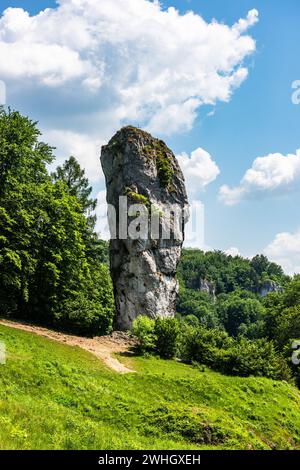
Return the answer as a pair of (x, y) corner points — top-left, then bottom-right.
(1, 324), (300, 450)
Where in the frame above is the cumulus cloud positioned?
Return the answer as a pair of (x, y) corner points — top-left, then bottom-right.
(0, 0), (258, 141)
(219, 149), (300, 205)
(219, 185), (246, 206)
(177, 147), (220, 197)
(264, 229), (300, 275)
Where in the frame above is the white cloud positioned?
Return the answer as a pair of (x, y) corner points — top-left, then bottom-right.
(177, 147), (220, 197)
(0, 1), (258, 139)
(233, 8), (259, 33)
(0, 41), (90, 86)
(219, 149), (300, 205)
(264, 229), (300, 275)
(225, 246), (241, 257)
(219, 185), (246, 206)
(147, 98), (201, 135)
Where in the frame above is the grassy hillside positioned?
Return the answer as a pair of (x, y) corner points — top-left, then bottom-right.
(0, 324), (300, 450)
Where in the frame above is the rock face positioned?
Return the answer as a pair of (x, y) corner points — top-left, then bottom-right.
(259, 280), (283, 297)
(199, 279), (216, 298)
(101, 126), (188, 330)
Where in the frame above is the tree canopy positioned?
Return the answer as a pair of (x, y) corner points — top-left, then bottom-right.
(0, 107), (114, 335)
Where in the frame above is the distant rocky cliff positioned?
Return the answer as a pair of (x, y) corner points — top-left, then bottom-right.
(199, 279), (216, 298)
(197, 278), (282, 298)
(101, 126), (188, 330)
(259, 280), (283, 297)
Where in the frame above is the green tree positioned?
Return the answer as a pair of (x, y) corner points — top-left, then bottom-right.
(52, 156), (96, 215)
(264, 278), (300, 347)
(52, 156), (100, 260)
(132, 316), (156, 354)
(0, 107), (114, 335)
(154, 317), (180, 359)
(217, 291), (265, 337)
(0, 108), (54, 316)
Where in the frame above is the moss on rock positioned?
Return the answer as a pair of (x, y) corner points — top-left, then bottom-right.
(143, 139), (174, 189)
(124, 187), (150, 207)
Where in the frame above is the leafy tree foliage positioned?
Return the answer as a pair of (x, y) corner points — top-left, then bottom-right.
(264, 277), (300, 347)
(0, 107), (114, 335)
(154, 317), (180, 358)
(177, 287), (219, 328)
(132, 316), (156, 354)
(178, 249), (287, 295)
(133, 316), (290, 381)
(178, 249), (289, 339)
(52, 156), (97, 215)
(216, 291), (265, 338)
(175, 249), (299, 384)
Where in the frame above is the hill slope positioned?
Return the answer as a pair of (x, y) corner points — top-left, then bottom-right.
(0, 324), (300, 450)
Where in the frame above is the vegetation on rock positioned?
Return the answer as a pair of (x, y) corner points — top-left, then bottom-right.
(124, 187), (150, 207)
(143, 139), (174, 189)
(153, 140), (174, 189)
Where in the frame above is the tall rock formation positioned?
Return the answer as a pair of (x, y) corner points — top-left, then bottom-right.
(101, 126), (188, 330)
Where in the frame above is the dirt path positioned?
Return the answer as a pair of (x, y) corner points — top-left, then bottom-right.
(0, 319), (136, 374)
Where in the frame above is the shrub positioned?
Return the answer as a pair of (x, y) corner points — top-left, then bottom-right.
(154, 317), (180, 358)
(55, 294), (113, 336)
(179, 325), (290, 381)
(183, 315), (200, 328)
(179, 325), (233, 367)
(222, 338), (291, 381)
(132, 316), (156, 354)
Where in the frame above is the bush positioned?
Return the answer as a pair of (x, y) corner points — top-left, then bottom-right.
(179, 325), (290, 381)
(132, 316), (156, 354)
(55, 294), (113, 336)
(154, 317), (180, 358)
(179, 325), (233, 367)
(132, 317), (291, 382)
(183, 315), (200, 328)
(222, 338), (291, 380)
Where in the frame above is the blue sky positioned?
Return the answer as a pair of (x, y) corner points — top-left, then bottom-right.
(1, 0), (300, 272)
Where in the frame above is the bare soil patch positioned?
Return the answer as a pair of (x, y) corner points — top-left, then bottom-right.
(0, 319), (136, 374)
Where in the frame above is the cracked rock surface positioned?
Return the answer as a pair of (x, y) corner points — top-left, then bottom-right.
(101, 126), (188, 330)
